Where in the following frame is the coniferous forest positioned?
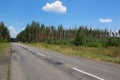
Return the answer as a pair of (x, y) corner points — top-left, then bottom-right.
(0, 22), (10, 42)
(17, 21), (120, 48)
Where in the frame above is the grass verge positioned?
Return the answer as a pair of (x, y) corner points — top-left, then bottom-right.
(0, 43), (10, 57)
(27, 43), (120, 64)
(0, 42), (11, 80)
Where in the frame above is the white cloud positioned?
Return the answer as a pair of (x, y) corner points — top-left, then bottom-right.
(99, 18), (112, 23)
(8, 26), (17, 38)
(42, 0), (67, 14)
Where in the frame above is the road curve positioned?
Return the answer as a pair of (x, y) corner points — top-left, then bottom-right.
(11, 43), (120, 80)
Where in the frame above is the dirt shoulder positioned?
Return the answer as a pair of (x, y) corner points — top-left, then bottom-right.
(0, 46), (11, 80)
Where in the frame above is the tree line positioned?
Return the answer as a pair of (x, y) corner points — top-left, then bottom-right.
(75, 26), (120, 47)
(17, 21), (120, 47)
(0, 22), (10, 42)
(17, 21), (76, 42)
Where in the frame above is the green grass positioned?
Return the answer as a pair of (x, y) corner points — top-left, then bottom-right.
(0, 43), (10, 57)
(26, 43), (120, 64)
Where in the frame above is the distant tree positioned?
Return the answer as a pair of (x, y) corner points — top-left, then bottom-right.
(58, 25), (63, 40)
(118, 30), (120, 41)
(74, 26), (84, 45)
(0, 22), (10, 42)
(119, 30), (120, 37)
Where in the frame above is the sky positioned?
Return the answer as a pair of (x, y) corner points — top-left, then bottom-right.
(0, 0), (120, 38)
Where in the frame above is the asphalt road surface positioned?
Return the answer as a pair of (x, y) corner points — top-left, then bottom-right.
(11, 43), (120, 80)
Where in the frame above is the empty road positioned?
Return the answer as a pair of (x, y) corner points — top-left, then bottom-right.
(11, 43), (120, 80)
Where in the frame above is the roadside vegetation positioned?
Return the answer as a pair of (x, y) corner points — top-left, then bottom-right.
(0, 22), (10, 56)
(0, 43), (10, 57)
(0, 22), (11, 80)
(27, 43), (120, 64)
(17, 21), (120, 64)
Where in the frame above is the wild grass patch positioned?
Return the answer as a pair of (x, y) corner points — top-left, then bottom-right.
(0, 43), (10, 57)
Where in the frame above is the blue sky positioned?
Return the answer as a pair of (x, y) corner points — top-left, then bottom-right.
(0, 0), (120, 38)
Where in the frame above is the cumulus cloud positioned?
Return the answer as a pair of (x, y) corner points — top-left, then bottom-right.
(42, 0), (67, 14)
(8, 26), (17, 38)
(99, 18), (112, 23)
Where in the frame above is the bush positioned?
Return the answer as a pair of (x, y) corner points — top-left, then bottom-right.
(104, 37), (119, 47)
(82, 37), (102, 47)
(0, 39), (8, 43)
(46, 39), (73, 45)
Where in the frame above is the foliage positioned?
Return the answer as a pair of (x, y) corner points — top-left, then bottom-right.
(46, 39), (74, 45)
(74, 26), (120, 47)
(0, 22), (10, 42)
(106, 37), (119, 46)
(17, 21), (76, 43)
(17, 21), (120, 47)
